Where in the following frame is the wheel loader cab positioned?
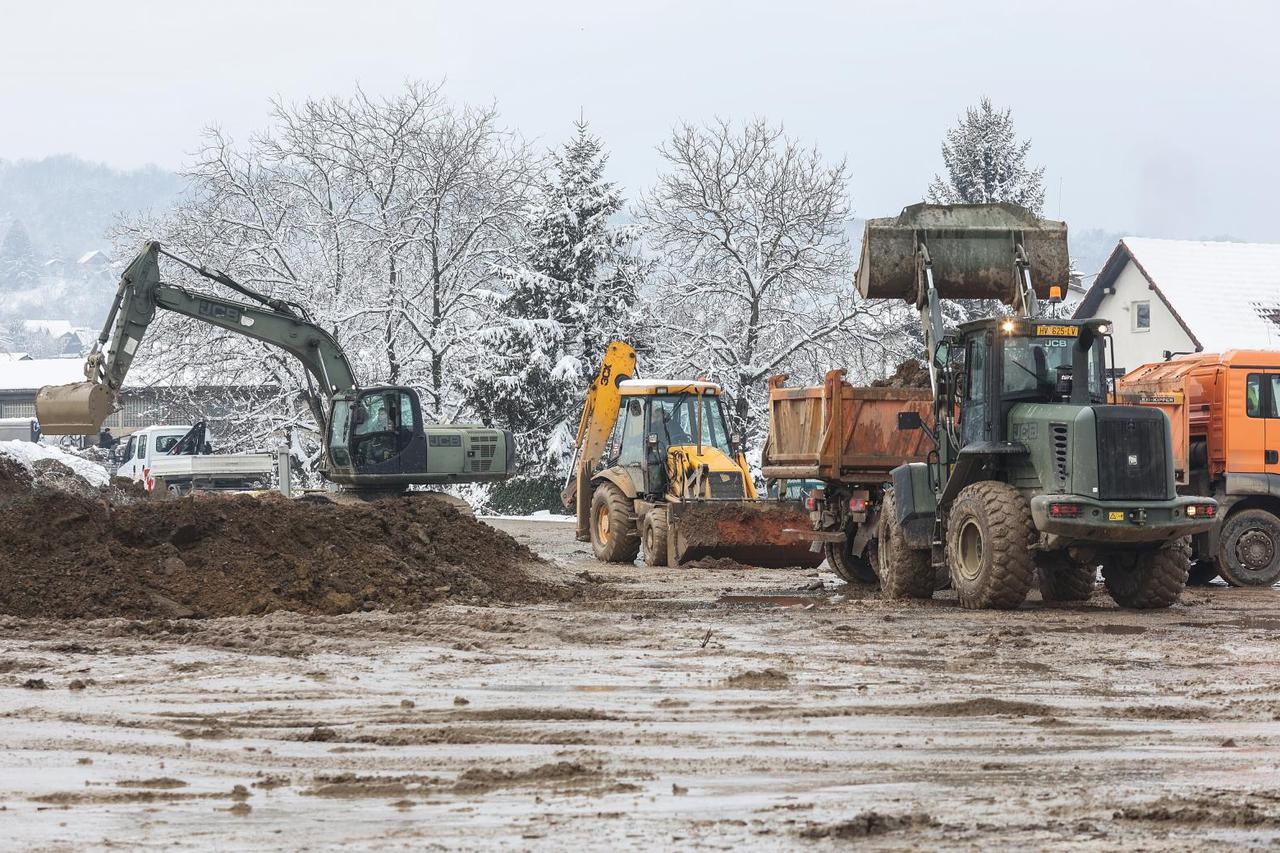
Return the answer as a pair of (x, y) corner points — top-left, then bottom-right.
(951, 319), (1110, 446)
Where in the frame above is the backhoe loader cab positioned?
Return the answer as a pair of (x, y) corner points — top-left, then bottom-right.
(564, 342), (822, 569)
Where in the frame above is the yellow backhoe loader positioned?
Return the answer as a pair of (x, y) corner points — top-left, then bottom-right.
(562, 342), (822, 568)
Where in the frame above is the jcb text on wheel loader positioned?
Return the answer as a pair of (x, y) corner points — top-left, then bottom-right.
(562, 342), (822, 568)
(34, 242), (514, 492)
(860, 203), (1218, 609)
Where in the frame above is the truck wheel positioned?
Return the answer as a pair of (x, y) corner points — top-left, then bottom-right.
(1035, 552), (1096, 602)
(642, 508), (670, 567)
(946, 481), (1034, 610)
(590, 483), (640, 563)
(1215, 509), (1280, 587)
(1187, 560), (1219, 586)
(1102, 542), (1189, 609)
(877, 491), (933, 599)
(824, 530), (878, 585)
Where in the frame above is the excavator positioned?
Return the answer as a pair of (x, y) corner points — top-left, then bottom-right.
(35, 241), (514, 490)
(562, 341), (821, 568)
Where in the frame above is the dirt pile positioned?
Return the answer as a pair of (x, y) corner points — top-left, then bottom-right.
(870, 359), (930, 388)
(0, 473), (559, 618)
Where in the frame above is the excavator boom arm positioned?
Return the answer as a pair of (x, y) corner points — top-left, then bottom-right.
(37, 241), (359, 435)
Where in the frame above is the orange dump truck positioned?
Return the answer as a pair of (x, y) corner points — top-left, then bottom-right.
(762, 369), (933, 584)
(1119, 351), (1280, 586)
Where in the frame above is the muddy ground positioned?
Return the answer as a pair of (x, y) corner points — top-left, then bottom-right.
(3, 517), (1280, 851)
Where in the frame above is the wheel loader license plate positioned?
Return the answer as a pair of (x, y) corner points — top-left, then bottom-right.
(1108, 511), (1125, 521)
(1035, 324), (1078, 337)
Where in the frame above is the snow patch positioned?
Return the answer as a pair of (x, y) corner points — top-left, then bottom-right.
(0, 440), (110, 488)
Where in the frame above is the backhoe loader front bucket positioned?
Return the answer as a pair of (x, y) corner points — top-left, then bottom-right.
(855, 202), (1070, 305)
(668, 500), (824, 568)
(34, 381), (115, 435)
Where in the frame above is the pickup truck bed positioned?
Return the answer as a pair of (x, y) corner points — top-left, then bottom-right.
(146, 452), (274, 492)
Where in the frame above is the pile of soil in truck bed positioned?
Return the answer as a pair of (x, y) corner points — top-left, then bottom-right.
(870, 359), (930, 388)
(0, 462), (559, 619)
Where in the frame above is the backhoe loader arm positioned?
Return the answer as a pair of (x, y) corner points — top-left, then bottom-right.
(561, 341), (636, 537)
(37, 241), (358, 435)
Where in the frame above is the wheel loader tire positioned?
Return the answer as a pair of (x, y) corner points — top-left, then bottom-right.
(590, 483), (640, 563)
(1102, 541), (1189, 609)
(945, 481), (1034, 610)
(642, 508), (670, 567)
(877, 491), (933, 600)
(1035, 552), (1096, 602)
(1215, 509), (1280, 587)
(1187, 560), (1220, 586)
(824, 529), (878, 585)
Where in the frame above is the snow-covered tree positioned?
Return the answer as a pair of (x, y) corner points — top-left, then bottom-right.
(927, 97), (1046, 214)
(638, 118), (884, 444)
(112, 81), (535, 472)
(0, 220), (41, 291)
(466, 120), (645, 483)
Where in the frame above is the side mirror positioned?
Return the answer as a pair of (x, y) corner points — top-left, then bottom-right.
(933, 342), (950, 368)
(354, 408), (367, 425)
(897, 411), (924, 431)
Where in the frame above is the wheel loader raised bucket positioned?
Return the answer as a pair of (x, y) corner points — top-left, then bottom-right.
(668, 500), (825, 569)
(855, 202), (1070, 304)
(34, 381), (115, 435)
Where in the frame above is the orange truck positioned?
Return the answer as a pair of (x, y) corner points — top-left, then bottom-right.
(762, 369), (933, 584)
(1118, 351), (1280, 586)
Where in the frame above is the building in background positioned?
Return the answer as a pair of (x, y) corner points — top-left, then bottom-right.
(1073, 238), (1280, 373)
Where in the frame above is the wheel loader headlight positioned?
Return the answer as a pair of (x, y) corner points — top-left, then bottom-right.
(1097, 324), (1110, 335)
(1001, 320), (1015, 334)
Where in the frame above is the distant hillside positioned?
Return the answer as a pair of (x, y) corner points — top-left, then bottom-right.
(0, 155), (184, 262)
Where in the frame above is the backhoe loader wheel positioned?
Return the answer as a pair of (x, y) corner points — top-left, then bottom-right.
(1035, 552), (1097, 602)
(824, 531), (877, 586)
(877, 491), (933, 599)
(945, 481), (1034, 610)
(642, 509), (670, 567)
(590, 483), (640, 563)
(1215, 509), (1280, 587)
(1102, 541), (1189, 609)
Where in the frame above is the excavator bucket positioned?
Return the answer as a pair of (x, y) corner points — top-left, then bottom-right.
(856, 202), (1070, 305)
(34, 381), (115, 435)
(668, 500), (825, 568)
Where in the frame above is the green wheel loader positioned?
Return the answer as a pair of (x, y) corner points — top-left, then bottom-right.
(860, 204), (1217, 609)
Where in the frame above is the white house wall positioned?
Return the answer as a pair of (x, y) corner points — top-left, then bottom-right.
(1089, 260), (1197, 373)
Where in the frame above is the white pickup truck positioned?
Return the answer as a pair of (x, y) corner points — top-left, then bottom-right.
(115, 424), (274, 495)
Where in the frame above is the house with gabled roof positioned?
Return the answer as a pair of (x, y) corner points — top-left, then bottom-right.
(1074, 237), (1280, 373)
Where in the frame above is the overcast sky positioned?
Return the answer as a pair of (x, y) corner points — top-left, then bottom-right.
(2, 0), (1277, 242)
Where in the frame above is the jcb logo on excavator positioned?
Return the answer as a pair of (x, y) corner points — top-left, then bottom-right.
(197, 300), (241, 323)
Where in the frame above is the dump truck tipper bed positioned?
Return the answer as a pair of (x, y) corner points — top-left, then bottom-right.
(761, 370), (933, 584)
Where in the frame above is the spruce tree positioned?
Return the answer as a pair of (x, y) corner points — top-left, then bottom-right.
(466, 120), (643, 507)
(927, 97), (1046, 214)
(0, 220), (42, 291)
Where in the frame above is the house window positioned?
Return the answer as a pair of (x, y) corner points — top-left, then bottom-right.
(1132, 300), (1151, 332)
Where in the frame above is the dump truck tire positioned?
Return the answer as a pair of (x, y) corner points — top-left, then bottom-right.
(877, 491), (933, 599)
(1035, 552), (1096, 602)
(824, 532), (878, 585)
(946, 481), (1034, 610)
(642, 508), (670, 567)
(1187, 560), (1219, 586)
(590, 483), (640, 563)
(1215, 509), (1280, 587)
(1102, 542), (1189, 609)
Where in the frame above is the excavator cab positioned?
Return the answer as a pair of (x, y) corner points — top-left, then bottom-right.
(325, 386), (513, 487)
